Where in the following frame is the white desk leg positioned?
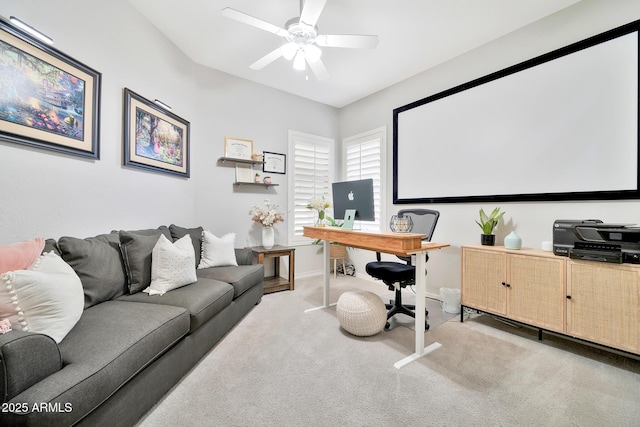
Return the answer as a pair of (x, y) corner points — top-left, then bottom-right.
(304, 239), (334, 313)
(322, 239), (330, 306)
(394, 249), (442, 369)
(415, 252), (426, 352)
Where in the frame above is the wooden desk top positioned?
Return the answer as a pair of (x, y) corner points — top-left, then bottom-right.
(303, 226), (449, 257)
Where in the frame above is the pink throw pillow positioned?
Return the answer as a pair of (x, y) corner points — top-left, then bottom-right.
(0, 238), (46, 274)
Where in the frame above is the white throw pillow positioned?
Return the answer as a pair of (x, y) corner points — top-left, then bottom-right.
(145, 234), (197, 296)
(0, 251), (84, 343)
(198, 231), (238, 268)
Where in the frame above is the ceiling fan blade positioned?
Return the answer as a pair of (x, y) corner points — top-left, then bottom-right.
(250, 47), (284, 70)
(221, 7), (288, 38)
(299, 0), (327, 27)
(315, 34), (379, 49)
(307, 56), (330, 81)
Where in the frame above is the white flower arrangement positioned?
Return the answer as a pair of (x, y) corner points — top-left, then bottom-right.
(306, 195), (331, 222)
(249, 199), (284, 227)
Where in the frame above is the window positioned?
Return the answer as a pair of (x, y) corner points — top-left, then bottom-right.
(343, 126), (385, 232)
(288, 130), (335, 245)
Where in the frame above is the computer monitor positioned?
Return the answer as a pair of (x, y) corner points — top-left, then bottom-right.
(331, 178), (375, 222)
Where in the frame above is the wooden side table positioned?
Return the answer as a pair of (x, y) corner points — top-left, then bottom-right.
(251, 245), (295, 294)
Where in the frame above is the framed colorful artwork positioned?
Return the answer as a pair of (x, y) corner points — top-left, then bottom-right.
(123, 88), (190, 178)
(0, 18), (101, 158)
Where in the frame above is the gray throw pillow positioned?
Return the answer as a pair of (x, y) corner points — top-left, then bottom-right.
(169, 224), (204, 267)
(43, 238), (60, 256)
(58, 233), (127, 309)
(119, 227), (172, 294)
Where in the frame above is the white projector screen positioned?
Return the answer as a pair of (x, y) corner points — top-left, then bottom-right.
(393, 21), (640, 204)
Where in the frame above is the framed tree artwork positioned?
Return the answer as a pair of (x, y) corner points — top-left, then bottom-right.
(123, 88), (190, 178)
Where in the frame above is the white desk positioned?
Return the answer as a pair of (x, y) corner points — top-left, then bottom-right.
(302, 226), (449, 368)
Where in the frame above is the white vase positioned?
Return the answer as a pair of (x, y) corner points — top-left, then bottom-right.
(262, 226), (274, 249)
(504, 231), (522, 249)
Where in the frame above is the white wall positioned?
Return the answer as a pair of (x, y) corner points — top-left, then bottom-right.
(0, 0), (337, 280)
(339, 0), (640, 296)
(3, 0), (640, 286)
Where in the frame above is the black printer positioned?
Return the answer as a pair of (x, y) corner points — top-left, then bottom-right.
(553, 219), (640, 264)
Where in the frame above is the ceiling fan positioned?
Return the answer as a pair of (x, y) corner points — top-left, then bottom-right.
(221, 0), (379, 80)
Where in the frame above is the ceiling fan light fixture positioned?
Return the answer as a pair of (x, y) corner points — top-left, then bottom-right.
(293, 50), (306, 71)
(304, 44), (322, 62)
(281, 42), (298, 61)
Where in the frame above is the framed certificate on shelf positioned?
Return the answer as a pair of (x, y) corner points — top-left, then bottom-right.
(235, 163), (253, 182)
(224, 137), (253, 160)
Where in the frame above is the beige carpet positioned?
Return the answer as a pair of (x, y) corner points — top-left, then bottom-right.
(137, 275), (640, 427)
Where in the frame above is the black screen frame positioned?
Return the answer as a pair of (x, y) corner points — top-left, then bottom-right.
(393, 20), (640, 205)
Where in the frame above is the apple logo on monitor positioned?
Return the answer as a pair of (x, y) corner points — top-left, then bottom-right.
(348, 191), (354, 201)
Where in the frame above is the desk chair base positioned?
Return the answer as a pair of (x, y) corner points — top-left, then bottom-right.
(385, 287), (429, 331)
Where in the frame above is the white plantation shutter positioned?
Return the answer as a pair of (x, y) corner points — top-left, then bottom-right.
(343, 127), (385, 232)
(288, 130), (334, 245)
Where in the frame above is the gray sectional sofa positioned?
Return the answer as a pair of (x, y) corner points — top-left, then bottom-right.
(0, 225), (264, 427)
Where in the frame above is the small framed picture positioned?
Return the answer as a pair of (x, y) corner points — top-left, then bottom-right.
(235, 163), (253, 182)
(224, 137), (253, 160)
(263, 151), (286, 174)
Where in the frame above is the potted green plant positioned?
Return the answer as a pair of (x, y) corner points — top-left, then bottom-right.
(476, 207), (505, 246)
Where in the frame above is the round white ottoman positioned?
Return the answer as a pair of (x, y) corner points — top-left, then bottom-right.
(336, 291), (387, 337)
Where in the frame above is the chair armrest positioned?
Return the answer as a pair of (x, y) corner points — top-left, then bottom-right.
(234, 248), (254, 265)
(0, 331), (62, 402)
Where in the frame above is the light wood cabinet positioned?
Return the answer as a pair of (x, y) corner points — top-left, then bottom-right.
(566, 260), (640, 353)
(461, 248), (507, 315)
(462, 246), (565, 333)
(462, 245), (640, 356)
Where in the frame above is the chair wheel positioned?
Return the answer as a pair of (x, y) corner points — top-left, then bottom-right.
(425, 322), (430, 331)
(385, 322), (391, 330)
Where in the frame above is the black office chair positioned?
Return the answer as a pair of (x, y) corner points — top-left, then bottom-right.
(365, 209), (440, 330)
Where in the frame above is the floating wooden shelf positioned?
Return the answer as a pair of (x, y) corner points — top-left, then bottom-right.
(218, 157), (264, 166)
(234, 182), (279, 188)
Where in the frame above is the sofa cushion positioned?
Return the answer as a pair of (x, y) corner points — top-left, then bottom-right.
(117, 277), (234, 332)
(0, 237), (45, 274)
(119, 227), (172, 294)
(169, 224), (204, 267)
(58, 233), (127, 308)
(0, 252), (84, 343)
(43, 238), (60, 256)
(198, 231), (238, 268)
(196, 264), (264, 299)
(145, 235), (197, 296)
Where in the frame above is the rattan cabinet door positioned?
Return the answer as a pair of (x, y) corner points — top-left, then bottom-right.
(461, 248), (506, 315)
(567, 260), (640, 354)
(507, 254), (566, 333)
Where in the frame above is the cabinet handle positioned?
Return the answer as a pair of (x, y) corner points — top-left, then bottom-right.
(501, 282), (506, 286)
(566, 295), (572, 300)
(501, 282), (511, 287)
